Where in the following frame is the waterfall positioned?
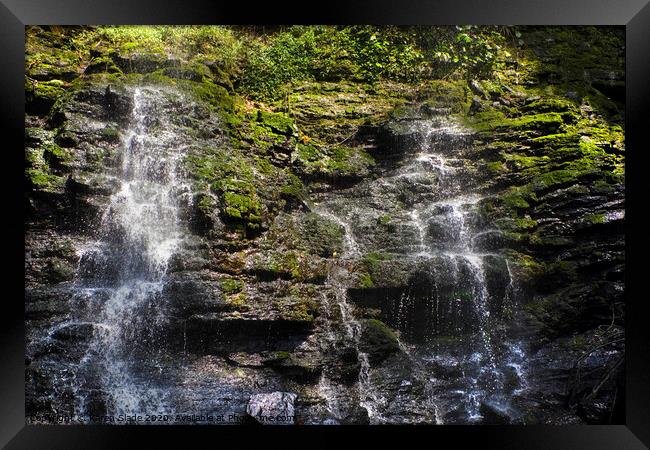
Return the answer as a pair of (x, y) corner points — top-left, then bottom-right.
(315, 114), (529, 424)
(40, 90), (528, 424)
(315, 203), (386, 424)
(73, 87), (192, 419)
(399, 116), (529, 423)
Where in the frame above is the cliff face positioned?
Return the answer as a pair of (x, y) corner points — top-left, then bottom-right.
(25, 26), (624, 424)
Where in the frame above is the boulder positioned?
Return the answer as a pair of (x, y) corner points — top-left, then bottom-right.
(246, 392), (298, 425)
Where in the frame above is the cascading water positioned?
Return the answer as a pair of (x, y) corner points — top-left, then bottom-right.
(71, 86), (192, 420)
(315, 204), (380, 423)
(32, 90), (528, 424)
(317, 114), (530, 424)
(391, 117), (530, 423)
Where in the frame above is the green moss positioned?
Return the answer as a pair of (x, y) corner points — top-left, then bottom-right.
(286, 296), (319, 322)
(359, 319), (400, 362)
(359, 272), (375, 289)
(221, 278), (244, 295)
(280, 172), (307, 202)
(514, 217), (538, 230)
(530, 156), (601, 192)
(296, 142), (319, 161)
(196, 193), (216, 215)
(377, 215), (391, 226)
(85, 56), (123, 75)
(256, 251), (311, 281)
(501, 188), (533, 210)
(26, 79), (67, 114)
(355, 252), (393, 289)
(497, 113), (564, 132)
(486, 161), (506, 174)
(422, 79), (469, 112)
(301, 213), (344, 257)
(256, 110), (296, 135)
(294, 142), (375, 179)
(227, 292), (248, 307)
(185, 148), (266, 230)
(274, 351), (291, 361)
(331, 145), (375, 173)
(531, 132), (580, 148)
(522, 97), (574, 113)
(590, 179), (615, 195)
(42, 143), (72, 167)
(100, 127), (120, 142)
(362, 251), (391, 273)
(531, 169), (579, 191)
(466, 110), (565, 135)
(507, 153), (550, 171)
(26, 168), (62, 191)
(162, 61), (212, 82)
(584, 213), (605, 225)
(184, 79), (234, 112)
(223, 191), (262, 227)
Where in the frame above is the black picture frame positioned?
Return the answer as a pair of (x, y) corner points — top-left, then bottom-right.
(2, 1), (649, 447)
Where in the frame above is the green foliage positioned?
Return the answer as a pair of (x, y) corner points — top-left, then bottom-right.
(97, 26), (242, 70)
(238, 25), (450, 100)
(429, 26), (508, 79)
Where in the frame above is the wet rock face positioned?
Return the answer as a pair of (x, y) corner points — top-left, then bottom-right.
(25, 27), (624, 425)
(246, 392), (298, 425)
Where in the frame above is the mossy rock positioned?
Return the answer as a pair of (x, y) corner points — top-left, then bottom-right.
(496, 113), (565, 133)
(186, 80), (234, 112)
(530, 132), (581, 149)
(251, 251), (327, 283)
(256, 110), (297, 136)
(506, 250), (577, 293)
(522, 97), (575, 114)
(25, 168), (64, 192)
(221, 278), (244, 295)
(162, 62), (212, 83)
(26, 79), (67, 115)
(85, 56), (123, 75)
(42, 143), (73, 170)
(293, 143), (375, 181)
(359, 319), (400, 363)
(300, 213), (344, 257)
(222, 191), (263, 229)
(45, 257), (76, 282)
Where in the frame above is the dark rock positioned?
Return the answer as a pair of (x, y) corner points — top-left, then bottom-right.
(51, 322), (98, 342)
(359, 319), (400, 363)
(112, 53), (179, 74)
(479, 401), (522, 424)
(163, 271), (225, 316)
(469, 80), (487, 98)
(469, 96), (484, 115)
(246, 392), (297, 425)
